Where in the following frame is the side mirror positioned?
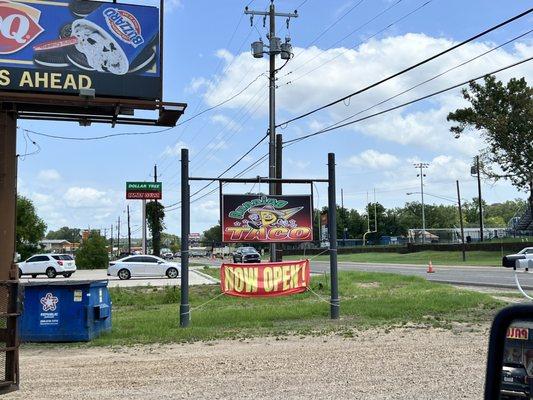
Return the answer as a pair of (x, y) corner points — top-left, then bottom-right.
(485, 304), (533, 399)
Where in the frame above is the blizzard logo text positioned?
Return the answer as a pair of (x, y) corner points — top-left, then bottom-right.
(103, 8), (144, 47)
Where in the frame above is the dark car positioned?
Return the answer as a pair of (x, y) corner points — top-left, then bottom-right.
(503, 247), (533, 268)
(232, 247), (261, 263)
(501, 363), (530, 399)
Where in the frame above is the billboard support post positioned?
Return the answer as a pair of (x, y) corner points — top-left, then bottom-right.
(142, 199), (147, 254)
(180, 148), (190, 328)
(0, 110), (20, 393)
(328, 153), (340, 320)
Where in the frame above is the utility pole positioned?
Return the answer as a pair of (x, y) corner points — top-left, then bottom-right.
(275, 133), (283, 261)
(414, 163), (429, 243)
(456, 180), (466, 262)
(245, 2), (298, 262)
(473, 155), (484, 242)
(341, 188), (347, 246)
(110, 224), (114, 258)
(127, 205), (131, 254)
(153, 164), (159, 256)
(117, 217), (120, 256)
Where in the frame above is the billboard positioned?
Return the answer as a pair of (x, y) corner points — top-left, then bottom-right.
(0, 0), (160, 100)
(126, 182), (162, 200)
(221, 260), (310, 297)
(221, 194), (313, 243)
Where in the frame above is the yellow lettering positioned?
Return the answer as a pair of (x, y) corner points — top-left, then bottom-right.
(34, 72), (48, 87)
(291, 265), (301, 288)
(50, 73), (61, 89)
(263, 267), (274, 292)
(234, 267), (244, 292)
(282, 265), (292, 290)
(79, 75), (92, 89)
(0, 70), (10, 86)
(243, 267), (258, 293)
(273, 266), (283, 291)
(63, 74), (77, 90)
(19, 71), (33, 88)
(224, 267), (234, 292)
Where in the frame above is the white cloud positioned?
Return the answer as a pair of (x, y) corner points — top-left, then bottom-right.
(64, 187), (111, 209)
(166, 0), (182, 12)
(161, 141), (187, 157)
(37, 169), (61, 182)
(347, 149), (399, 170)
(210, 114), (241, 132)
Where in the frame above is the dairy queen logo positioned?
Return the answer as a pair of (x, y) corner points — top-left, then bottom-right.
(103, 8), (144, 47)
(0, 2), (44, 54)
(40, 293), (59, 312)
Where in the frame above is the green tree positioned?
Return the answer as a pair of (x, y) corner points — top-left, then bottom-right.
(46, 226), (81, 242)
(146, 201), (165, 256)
(75, 232), (109, 269)
(447, 76), (533, 211)
(17, 195), (46, 260)
(203, 224), (221, 243)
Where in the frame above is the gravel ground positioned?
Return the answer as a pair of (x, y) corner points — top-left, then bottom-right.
(7, 325), (489, 400)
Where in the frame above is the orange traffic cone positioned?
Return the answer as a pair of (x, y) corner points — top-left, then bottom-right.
(427, 260), (435, 273)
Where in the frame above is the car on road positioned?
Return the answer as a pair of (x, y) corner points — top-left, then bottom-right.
(502, 247), (533, 268)
(161, 251), (174, 260)
(107, 255), (180, 280)
(232, 247), (261, 263)
(18, 253), (76, 278)
(500, 363), (530, 399)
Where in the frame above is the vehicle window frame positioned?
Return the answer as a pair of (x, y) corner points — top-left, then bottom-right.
(141, 256), (158, 263)
(125, 256), (145, 263)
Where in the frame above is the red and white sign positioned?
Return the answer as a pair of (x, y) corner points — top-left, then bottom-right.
(507, 327), (529, 340)
(221, 260), (310, 297)
(0, 2), (44, 54)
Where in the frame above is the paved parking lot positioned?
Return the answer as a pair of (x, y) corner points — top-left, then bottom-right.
(19, 268), (217, 287)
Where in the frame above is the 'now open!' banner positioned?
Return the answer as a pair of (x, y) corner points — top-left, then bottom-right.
(221, 260), (310, 297)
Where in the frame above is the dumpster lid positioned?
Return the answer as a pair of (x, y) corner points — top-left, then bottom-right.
(20, 280), (109, 287)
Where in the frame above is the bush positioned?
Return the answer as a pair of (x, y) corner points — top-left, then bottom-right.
(75, 232), (109, 269)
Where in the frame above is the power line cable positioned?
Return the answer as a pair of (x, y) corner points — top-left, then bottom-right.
(282, 57), (532, 146)
(276, 7), (533, 128)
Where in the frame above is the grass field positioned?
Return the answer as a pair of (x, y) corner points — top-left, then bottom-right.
(93, 270), (502, 346)
(287, 250), (505, 266)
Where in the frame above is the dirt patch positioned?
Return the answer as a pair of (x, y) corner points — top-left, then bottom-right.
(6, 326), (490, 400)
(357, 282), (381, 289)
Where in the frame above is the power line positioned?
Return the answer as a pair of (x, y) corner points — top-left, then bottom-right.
(287, 29), (532, 140)
(282, 57), (532, 146)
(276, 7), (533, 128)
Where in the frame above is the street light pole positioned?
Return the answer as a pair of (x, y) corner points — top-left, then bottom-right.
(414, 163), (429, 243)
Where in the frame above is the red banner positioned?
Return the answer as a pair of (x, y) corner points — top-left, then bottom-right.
(221, 260), (310, 297)
(221, 194), (314, 243)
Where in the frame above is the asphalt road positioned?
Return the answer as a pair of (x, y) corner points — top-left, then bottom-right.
(19, 268), (217, 288)
(310, 261), (533, 290)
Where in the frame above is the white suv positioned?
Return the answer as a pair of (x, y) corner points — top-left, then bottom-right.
(18, 254), (77, 278)
(107, 255), (180, 280)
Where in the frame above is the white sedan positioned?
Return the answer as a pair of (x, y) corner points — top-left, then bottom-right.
(107, 255), (180, 280)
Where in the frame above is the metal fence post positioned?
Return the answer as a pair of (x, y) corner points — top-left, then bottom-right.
(328, 153), (339, 319)
(180, 148), (190, 327)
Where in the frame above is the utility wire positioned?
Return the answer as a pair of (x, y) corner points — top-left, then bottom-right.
(276, 7), (533, 128)
(296, 29), (533, 138)
(283, 57), (532, 146)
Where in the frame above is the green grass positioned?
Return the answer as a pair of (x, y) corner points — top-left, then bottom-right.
(287, 250), (505, 266)
(199, 265), (220, 279)
(92, 270), (502, 346)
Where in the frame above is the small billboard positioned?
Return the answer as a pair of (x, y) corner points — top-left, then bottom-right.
(126, 182), (162, 200)
(221, 194), (313, 243)
(0, 0), (161, 100)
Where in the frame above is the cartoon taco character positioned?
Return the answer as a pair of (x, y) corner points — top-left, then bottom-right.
(247, 204), (303, 229)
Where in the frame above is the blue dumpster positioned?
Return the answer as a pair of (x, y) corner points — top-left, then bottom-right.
(20, 280), (112, 342)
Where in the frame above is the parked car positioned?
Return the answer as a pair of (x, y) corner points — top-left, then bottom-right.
(107, 255), (180, 280)
(501, 363), (530, 399)
(502, 247), (533, 268)
(18, 253), (76, 278)
(232, 247), (261, 263)
(161, 251), (174, 260)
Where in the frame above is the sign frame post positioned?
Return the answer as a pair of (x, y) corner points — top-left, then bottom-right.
(180, 148), (190, 327)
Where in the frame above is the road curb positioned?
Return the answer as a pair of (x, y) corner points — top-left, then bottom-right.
(191, 269), (219, 284)
(429, 279), (533, 291)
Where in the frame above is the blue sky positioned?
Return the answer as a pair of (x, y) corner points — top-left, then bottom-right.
(17, 0), (533, 237)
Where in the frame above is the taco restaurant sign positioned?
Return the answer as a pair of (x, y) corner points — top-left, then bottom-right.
(221, 194), (313, 243)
